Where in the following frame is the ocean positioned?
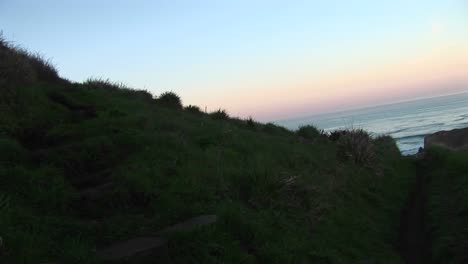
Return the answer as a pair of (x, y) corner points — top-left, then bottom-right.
(278, 92), (468, 155)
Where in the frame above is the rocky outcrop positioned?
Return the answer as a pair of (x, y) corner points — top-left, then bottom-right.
(424, 127), (468, 151)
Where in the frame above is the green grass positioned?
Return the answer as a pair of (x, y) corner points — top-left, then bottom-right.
(0, 36), (415, 263)
(0, 82), (412, 263)
(424, 148), (468, 264)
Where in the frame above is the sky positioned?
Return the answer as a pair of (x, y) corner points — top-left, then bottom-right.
(1, 0), (467, 121)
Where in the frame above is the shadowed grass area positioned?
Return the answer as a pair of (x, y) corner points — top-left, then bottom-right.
(0, 36), (415, 263)
(423, 148), (468, 264)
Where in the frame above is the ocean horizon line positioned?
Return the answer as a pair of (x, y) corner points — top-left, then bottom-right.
(275, 90), (468, 127)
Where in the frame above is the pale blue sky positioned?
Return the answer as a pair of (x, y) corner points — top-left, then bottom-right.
(1, 1), (467, 120)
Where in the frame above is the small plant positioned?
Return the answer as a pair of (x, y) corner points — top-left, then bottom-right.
(337, 128), (375, 166)
(156, 91), (182, 109)
(246, 116), (256, 129)
(210, 108), (229, 120)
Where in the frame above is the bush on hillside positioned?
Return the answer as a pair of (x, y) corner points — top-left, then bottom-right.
(296, 125), (322, 139)
(210, 108), (229, 120)
(262, 122), (291, 136)
(185, 105), (203, 114)
(156, 91), (182, 109)
(337, 128), (375, 166)
(328, 130), (348, 142)
(374, 135), (399, 154)
(125, 89), (154, 102)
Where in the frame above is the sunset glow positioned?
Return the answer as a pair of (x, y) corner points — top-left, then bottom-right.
(1, 0), (467, 121)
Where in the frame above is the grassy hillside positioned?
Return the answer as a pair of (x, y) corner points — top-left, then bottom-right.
(423, 148), (468, 264)
(0, 37), (414, 263)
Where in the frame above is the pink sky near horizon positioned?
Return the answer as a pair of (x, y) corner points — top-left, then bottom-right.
(193, 44), (468, 121)
(177, 15), (468, 122)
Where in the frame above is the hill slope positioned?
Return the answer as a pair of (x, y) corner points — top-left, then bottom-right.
(0, 38), (414, 263)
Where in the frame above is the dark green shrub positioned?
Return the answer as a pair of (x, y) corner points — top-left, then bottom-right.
(185, 104), (202, 114)
(296, 125), (322, 139)
(328, 130), (348, 141)
(156, 91), (182, 109)
(210, 108), (229, 120)
(263, 122), (291, 136)
(337, 128), (375, 166)
(374, 135), (399, 156)
(123, 89), (154, 102)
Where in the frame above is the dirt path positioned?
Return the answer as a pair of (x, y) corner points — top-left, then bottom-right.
(96, 215), (218, 262)
(398, 162), (431, 264)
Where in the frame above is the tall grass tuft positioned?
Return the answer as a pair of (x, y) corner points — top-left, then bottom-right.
(83, 77), (153, 101)
(337, 128), (375, 166)
(246, 116), (256, 129)
(83, 77), (129, 91)
(0, 33), (60, 85)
